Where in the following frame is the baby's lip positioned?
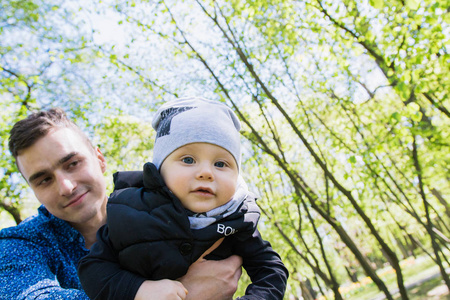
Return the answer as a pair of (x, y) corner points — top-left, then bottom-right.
(193, 187), (214, 194)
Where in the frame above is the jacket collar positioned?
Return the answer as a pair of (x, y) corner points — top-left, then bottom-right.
(113, 162), (164, 190)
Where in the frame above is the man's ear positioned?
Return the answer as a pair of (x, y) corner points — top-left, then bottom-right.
(95, 147), (107, 173)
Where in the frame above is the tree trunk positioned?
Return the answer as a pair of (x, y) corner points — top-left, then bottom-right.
(431, 188), (450, 219)
(0, 203), (22, 225)
(412, 138), (450, 290)
(345, 266), (359, 283)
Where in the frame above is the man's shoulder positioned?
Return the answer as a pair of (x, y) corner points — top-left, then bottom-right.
(0, 206), (59, 241)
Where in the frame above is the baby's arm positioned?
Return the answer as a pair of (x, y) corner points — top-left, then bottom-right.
(235, 229), (289, 300)
(79, 225), (188, 300)
(78, 224), (144, 300)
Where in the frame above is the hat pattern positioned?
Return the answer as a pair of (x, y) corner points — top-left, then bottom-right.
(156, 107), (195, 139)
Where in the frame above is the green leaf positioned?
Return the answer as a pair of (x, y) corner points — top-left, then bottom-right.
(411, 111), (422, 122)
(391, 112), (401, 122)
(406, 0), (420, 10)
(369, 0), (384, 9)
(406, 102), (420, 113)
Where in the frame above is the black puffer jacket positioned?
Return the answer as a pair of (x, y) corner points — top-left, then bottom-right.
(78, 163), (288, 300)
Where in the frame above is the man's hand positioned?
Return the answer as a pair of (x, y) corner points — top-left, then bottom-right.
(134, 279), (188, 300)
(179, 238), (243, 300)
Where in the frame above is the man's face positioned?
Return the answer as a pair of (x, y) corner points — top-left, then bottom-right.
(160, 143), (239, 213)
(16, 127), (107, 227)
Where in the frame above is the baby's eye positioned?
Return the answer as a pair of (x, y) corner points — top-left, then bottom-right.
(182, 157), (195, 164)
(214, 161), (226, 168)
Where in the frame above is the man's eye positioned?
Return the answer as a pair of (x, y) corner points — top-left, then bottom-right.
(68, 160), (79, 169)
(215, 161), (226, 168)
(182, 157), (194, 164)
(38, 177), (52, 186)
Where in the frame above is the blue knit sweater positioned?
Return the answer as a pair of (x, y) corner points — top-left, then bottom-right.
(0, 205), (89, 300)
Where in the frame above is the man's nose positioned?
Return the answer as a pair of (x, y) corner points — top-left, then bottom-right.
(56, 173), (76, 196)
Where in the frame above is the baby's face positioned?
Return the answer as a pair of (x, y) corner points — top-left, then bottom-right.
(160, 143), (239, 213)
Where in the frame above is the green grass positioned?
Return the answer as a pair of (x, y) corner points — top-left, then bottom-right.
(342, 254), (449, 300)
(237, 250), (449, 299)
(403, 276), (450, 300)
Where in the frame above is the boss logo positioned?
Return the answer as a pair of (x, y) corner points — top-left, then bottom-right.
(217, 224), (238, 236)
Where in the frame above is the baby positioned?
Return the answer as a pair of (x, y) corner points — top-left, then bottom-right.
(78, 97), (288, 300)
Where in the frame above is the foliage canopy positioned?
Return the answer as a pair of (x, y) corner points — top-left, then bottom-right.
(1, 0), (449, 298)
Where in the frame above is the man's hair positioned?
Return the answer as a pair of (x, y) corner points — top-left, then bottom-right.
(9, 108), (93, 158)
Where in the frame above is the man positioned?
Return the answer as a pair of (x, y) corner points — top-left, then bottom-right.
(0, 108), (241, 299)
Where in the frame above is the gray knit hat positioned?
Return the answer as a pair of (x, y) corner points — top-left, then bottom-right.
(151, 97), (241, 170)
